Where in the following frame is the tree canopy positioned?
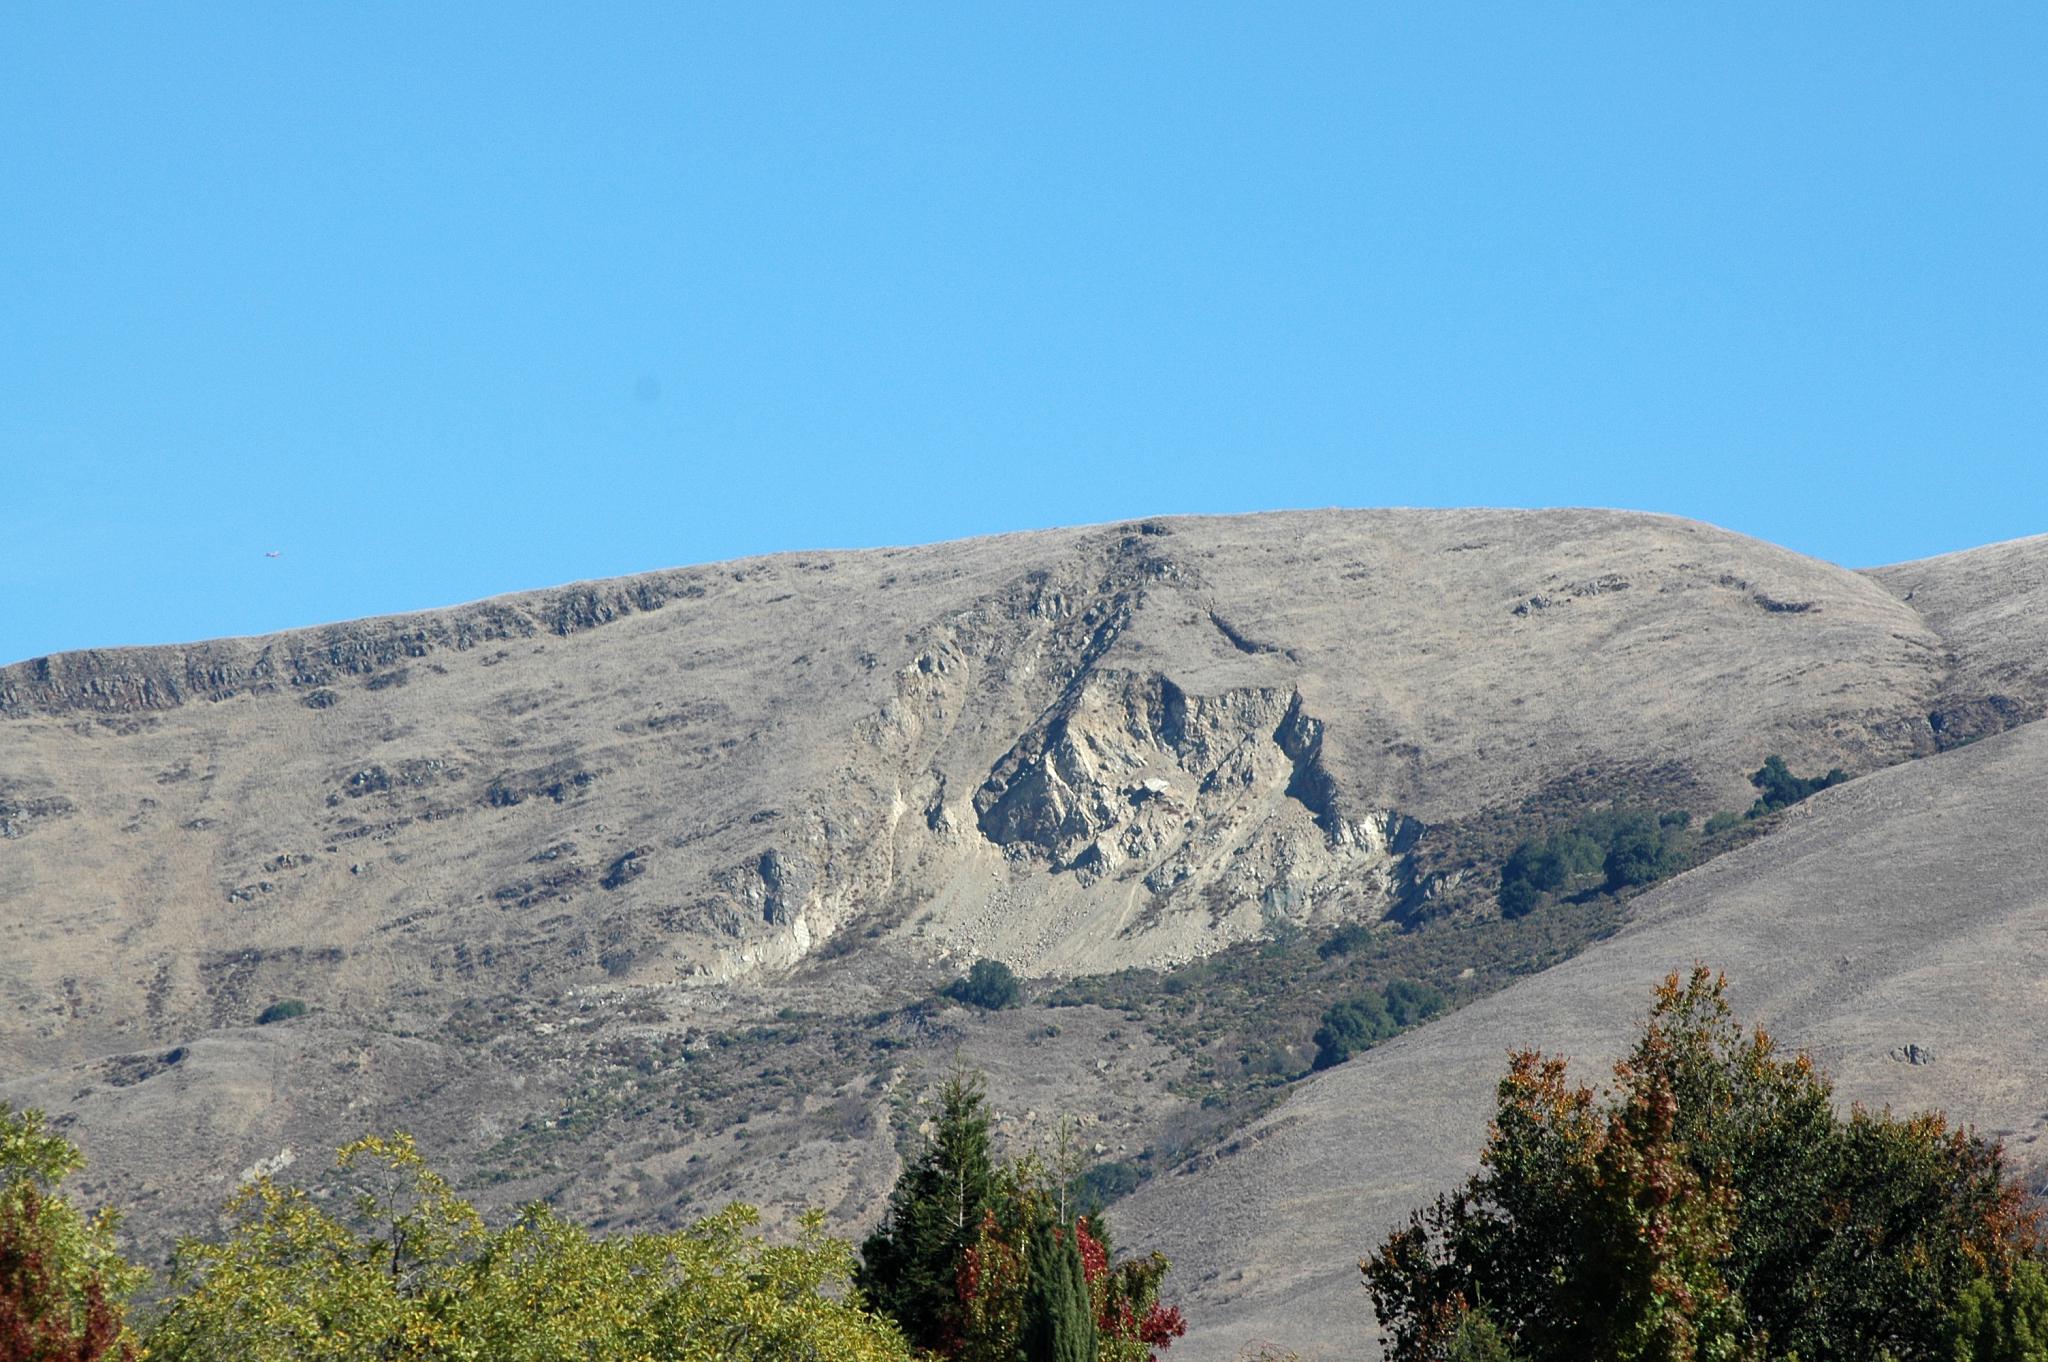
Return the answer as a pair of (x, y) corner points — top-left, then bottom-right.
(147, 1132), (917, 1362)
(1363, 968), (2046, 1362)
(858, 1069), (1001, 1352)
(862, 1070), (1185, 1362)
(0, 1104), (143, 1362)
(1746, 755), (1847, 817)
(945, 960), (1023, 1010)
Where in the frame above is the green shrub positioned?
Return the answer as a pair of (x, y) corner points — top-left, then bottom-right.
(255, 1000), (307, 1025)
(1313, 994), (1393, 1070)
(944, 960), (1021, 1011)
(1383, 979), (1447, 1028)
(1070, 1159), (1145, 1213)
(1317, 923), (1375, 959)
(1313, 979), (1446, 1070)
(1946, 1258), (2048, 1362)
(1600, 814), (1679, 890)
(1497, 807), (1689, 912)
(1746, 754), (1847, 817)
(1702, 810), (1744, 837)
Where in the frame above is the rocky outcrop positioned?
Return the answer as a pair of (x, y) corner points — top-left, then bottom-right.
(972, 673), (1417, 932)
(0, 574), (714, 718)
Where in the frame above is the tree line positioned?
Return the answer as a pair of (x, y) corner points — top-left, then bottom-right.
(1498, 756), (1848, 918)
(0, 1069), (1185, 1362)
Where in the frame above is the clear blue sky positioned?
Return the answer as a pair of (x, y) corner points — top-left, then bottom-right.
(5, 6), (2044, 664)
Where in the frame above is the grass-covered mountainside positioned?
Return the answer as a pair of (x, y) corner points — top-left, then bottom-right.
(3, 510), (2045, 1358)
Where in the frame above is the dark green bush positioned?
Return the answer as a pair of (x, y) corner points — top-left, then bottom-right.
(1313, 994), (1393, 1070)
(1601, 814), (1681, 890)
(1746, 754), (1847, 817)
(1383, 979), (1447, 1028)
(1317, 922), (1375, 959)
(256, 999), (307, 1025)
(943, 959), (1021, 1010)
(1313, 979), (1447, 1070)
(1497, 807), (1689, 912)
(1070, 1158), (1145, 1212)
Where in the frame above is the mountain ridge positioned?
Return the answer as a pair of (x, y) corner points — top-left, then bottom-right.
(4, 506), (2044, 1355)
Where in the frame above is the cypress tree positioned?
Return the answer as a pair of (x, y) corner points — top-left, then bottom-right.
(1020, 1218), (1097, 1362)
(857, 1069), (997, 1352)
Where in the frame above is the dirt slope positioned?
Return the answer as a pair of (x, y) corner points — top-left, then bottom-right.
(1116, 718), (2048, 1361)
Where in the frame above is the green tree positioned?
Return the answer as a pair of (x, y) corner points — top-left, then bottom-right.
(1600, 823), (1661, 889)
(146, 1132), (916, 1362)
(1947, 1260), (2048, 1361)
(955, 1150), (1184, 1362)
(1746, 755), (1846, 817)
(1314, 981), (1445, 1070)
(1384, 979), (1447, 1029)
(0, 1104), (143, 1362)
(1497, 876), (1541, 919)
(1313, 994), (1393, 1070)
(1364, 968), (2044, 1362)
(859, 1069), (999, 1352)
(1021, 1218), (1097, 1362)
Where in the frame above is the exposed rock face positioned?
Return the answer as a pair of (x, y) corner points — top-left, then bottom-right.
(973, 677), (1412, 928)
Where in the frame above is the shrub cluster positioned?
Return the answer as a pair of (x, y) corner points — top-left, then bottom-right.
(1496, 808), (1693, 917)
(1311, 979), (1448, 1071)
(1497, 757), (1851, 919)
(1745, 753), (1847, 817)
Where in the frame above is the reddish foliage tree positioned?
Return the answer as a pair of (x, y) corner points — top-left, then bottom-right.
(0, 1187), (135, 1362)
(953, 1191), (1185, 1362)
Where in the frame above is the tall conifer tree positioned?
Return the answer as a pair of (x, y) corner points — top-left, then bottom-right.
(858, 1069), (997, 1352)
(1021, 1218), (1097, 1362)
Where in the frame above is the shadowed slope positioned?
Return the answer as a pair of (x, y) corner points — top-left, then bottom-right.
(1869, 532), (2048, 743)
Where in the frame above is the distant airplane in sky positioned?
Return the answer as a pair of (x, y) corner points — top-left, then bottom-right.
(264, 550), (282, 558)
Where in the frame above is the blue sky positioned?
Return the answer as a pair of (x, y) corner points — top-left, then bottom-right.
(4, 5), (2044, 664)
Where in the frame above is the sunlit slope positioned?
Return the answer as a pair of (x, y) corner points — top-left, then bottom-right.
(0, 509), (1957, 1073)
(1118, 718), (2048, 1361)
